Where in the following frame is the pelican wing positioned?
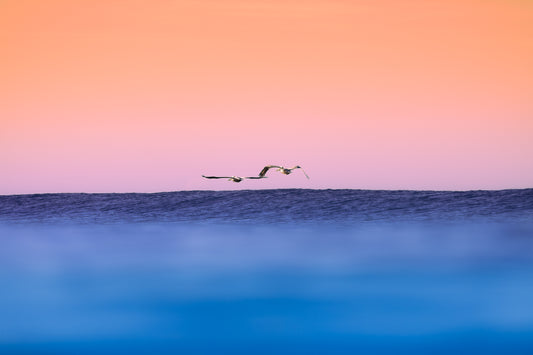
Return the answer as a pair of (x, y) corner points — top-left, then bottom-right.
(290, 166), (310, 179)
(202, 175), (232, 179)
(244, 176), (268, 179)
(259, 165), (282, 177)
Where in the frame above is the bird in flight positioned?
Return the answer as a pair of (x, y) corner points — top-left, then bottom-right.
(202, 175), (267, 183)
(259, 165), (309, 179)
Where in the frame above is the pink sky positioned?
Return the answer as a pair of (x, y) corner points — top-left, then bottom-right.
(1, 0), (532, 194)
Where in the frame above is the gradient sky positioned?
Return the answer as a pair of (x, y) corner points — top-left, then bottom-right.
(1, 0), (532, 194)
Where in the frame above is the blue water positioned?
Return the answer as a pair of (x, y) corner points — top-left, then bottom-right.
(1, 189), (532, 354)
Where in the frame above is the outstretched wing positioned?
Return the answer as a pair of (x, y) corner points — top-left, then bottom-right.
(259, 165), (281, 177)
(290, 166), (310, 179)
(244, 176), (268, 179)
(202, 175), (231, 179)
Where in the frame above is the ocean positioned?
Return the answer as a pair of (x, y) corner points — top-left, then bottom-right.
(1, 189), (532, 354)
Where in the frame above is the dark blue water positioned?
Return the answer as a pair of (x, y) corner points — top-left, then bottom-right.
(1, 189), (532, 354)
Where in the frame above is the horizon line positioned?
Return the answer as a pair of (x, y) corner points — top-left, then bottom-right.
(2, 187), (532, 197)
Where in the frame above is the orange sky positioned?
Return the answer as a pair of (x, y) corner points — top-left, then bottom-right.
(1, 0), (532, 193)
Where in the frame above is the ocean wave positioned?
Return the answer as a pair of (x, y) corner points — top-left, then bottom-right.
(1, 189), (532, 225)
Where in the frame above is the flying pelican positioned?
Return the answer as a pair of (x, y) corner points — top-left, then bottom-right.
(202, 175), (267, 183)
(259, 165), (309, 179)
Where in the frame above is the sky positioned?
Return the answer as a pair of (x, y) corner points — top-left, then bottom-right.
(1, 0), (532, 194)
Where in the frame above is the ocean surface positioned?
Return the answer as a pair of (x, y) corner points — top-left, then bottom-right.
(1, 189), (532, 354)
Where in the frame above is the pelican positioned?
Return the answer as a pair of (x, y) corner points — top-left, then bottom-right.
(202, 175), (267, 183)
(259, 165), (309, 179)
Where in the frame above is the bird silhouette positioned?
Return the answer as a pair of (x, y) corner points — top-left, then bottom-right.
(258, 165), (309, 179)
